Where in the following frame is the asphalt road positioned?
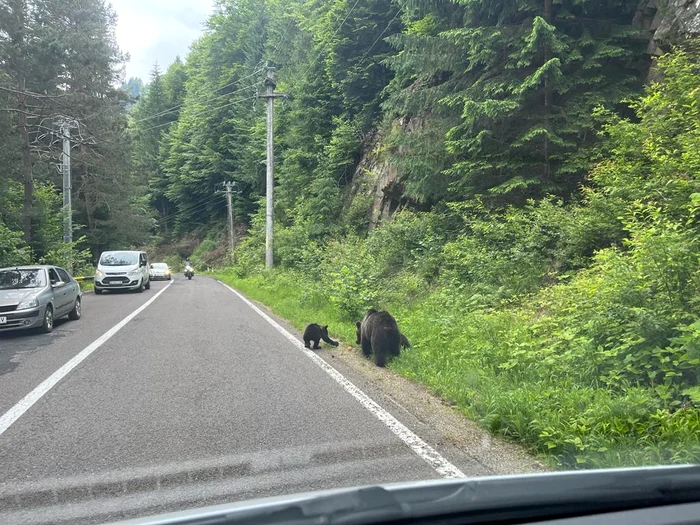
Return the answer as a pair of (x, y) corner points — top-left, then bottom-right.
(0, 276), (483, 524)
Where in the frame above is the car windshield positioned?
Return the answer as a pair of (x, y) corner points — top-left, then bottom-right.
(0, 269), (46, 289)
(2, 1), (700, 524)
(99, 252), (138, 266)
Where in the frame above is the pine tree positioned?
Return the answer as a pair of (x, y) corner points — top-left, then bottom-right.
(385, 0), (647, 205)
(0, 0), (145, 258)
(160, 0), (267, 234)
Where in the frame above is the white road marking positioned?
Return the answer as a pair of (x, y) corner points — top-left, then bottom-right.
(0, 281), (174, 436)
(219, 281), (466, 479)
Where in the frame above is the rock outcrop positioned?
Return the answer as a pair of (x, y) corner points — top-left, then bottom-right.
(636, 0), (700, 55)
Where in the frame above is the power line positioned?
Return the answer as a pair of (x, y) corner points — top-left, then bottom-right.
(356, 6), (404, 65)
(136, 93), (260, 135)
(156, 193), (226, 223)
(301, 0), (362, 79)
(267, 2), (298, 63)
(0, 84), (70, 99)
(79, 65), (265, 125)
(131, 78), (262, 125)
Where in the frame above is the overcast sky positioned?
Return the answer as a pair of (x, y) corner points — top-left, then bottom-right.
(111, 0), (215, 82)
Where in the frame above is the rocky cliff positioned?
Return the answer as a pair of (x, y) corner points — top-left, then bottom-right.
(636, 0), (700, 55)
(357, 1), (700, 226)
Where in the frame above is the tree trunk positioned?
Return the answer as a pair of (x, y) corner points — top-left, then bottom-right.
(18, 76), (33, 246)
(161, 198), (168, 235)
(543, 0), (553, 180)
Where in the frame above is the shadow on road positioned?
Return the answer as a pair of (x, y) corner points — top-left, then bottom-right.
(0, 320), (71, 376)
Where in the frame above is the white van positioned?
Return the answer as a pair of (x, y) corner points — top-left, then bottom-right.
(94, 251), (151, 294)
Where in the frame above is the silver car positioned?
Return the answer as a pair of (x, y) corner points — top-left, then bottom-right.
(0, 265), (82, 334)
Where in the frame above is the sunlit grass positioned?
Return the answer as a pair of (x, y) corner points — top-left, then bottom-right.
(213, 269), (700, 470)
(78, 280), (94, 293)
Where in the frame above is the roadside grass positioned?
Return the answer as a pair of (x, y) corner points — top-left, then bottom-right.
(214, 268), (700, 470)
(215, 270), (358, 344)
(78, 280), (94, 293)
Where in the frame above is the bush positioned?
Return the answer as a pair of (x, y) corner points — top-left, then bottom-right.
(0, 221), (29, 267)
(39, 236), (93, 276)
(215, 44), (700, 469)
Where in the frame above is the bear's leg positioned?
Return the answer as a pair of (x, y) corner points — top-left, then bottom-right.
(361, 337), (372, 357)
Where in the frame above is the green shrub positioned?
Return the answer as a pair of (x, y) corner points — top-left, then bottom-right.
(213, 44), (700, 470)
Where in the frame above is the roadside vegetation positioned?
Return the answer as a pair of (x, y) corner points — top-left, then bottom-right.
(3, 0), (699, 470)
(216, 45), (700, 469)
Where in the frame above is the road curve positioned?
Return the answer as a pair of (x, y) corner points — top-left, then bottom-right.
(0, 276), (482, 524)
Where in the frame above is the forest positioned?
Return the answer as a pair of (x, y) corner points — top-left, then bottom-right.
(2, 0), (700, 468)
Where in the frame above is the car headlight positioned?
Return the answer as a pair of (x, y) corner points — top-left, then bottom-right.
(96, 269), (105, 277)
(18, 296), (39, 310)
(128, 268), (141, 275)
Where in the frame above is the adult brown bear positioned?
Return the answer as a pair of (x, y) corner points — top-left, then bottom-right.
(355, 309), (410, 367)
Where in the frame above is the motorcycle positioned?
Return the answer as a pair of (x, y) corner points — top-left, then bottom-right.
(184, 265), (195, 280)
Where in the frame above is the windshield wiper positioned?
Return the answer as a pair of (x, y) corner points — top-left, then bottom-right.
(115, 465), (700, 525)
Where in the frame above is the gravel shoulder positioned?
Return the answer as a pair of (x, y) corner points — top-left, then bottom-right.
(236, 288), (550, 477)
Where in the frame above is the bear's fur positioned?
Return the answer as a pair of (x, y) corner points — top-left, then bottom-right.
(303, 323), (339, 349)
(355, 309), (407, 367)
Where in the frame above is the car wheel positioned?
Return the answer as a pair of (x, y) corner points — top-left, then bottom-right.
(94, 288), (103, 295)
(145, 279), (151, 290)
(68, 297), (81, 321)
(137, 280), (144, 293)
(39, 305), (54, 334)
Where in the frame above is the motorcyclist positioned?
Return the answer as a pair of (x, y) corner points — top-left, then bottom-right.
(184, 258), (194, 279)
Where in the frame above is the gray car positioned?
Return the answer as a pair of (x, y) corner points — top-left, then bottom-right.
(0, 265), (82, 334)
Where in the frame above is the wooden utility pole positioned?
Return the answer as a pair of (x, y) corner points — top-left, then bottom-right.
(258, 67), (286, 269)
(223, 180), (237, 252)
(17, 77), (33, 246)
(59, 120), (75, 243)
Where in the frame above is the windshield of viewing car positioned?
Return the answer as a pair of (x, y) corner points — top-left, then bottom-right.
(0, 269), (46, 290)
(2, 1), (700, 524)
(100, 252), (139, 266)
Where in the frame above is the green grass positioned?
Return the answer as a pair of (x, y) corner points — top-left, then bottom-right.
(215, 270), (359, 344)
(78, 280), (94, 293)
(214, 268), (700, 470)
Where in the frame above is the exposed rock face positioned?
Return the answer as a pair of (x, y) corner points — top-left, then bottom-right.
(354, 2), (700, 227)
(636, 0), (700, 55)
(351, 120), (415, 230)
(347, 132), (401, 230)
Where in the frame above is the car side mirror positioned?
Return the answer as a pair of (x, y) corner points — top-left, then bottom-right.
(52, 281), (64, 288)
(149, 264), (154, 269)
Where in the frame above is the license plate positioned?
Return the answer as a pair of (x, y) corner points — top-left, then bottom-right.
(0, 316), (6, 324)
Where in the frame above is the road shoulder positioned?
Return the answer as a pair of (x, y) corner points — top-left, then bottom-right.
(224, 282), (549, 477)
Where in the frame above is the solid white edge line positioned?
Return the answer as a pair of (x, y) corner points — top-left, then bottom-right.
(0, 280), (174, 436)
(218, 280), (466, 479)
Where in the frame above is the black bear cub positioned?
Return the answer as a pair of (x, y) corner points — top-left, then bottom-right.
(355, 309), (410, 367)
(303, 324), (339, 349)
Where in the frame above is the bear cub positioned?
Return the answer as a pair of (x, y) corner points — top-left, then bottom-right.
(303, 324), (339, 349)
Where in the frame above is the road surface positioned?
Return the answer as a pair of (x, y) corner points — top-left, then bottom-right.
(0, 276), (488, 524)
